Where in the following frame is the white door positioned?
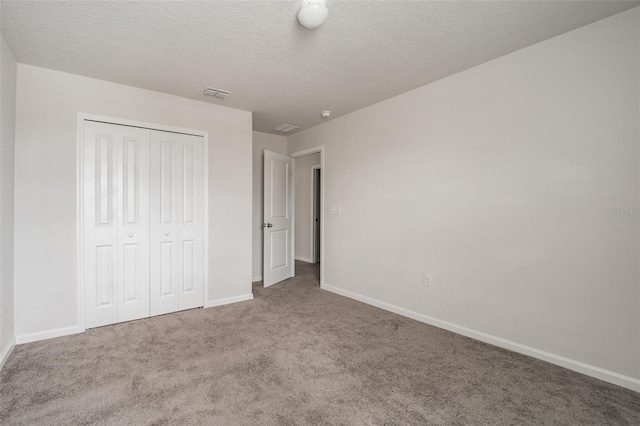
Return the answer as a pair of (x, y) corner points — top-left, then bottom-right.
(149, 131), (205, 315)
(175, 133), (205, 311)
(83, 121), (150, 328)
(263, 150), (293, 287)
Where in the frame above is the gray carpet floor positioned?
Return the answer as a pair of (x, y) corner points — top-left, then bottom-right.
(1, 261), (639, 425)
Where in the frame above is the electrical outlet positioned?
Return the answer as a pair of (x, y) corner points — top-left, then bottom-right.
(423, 273), (432, 288)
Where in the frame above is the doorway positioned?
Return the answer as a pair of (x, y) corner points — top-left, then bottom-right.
(291, 147), (324, 285)
(262, 146), (324, 287)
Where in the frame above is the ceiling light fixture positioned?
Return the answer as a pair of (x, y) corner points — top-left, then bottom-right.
(298, 0), (328, 29)
(321, 110), (331, 119)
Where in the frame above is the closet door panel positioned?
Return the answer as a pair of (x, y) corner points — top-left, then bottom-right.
(149, 131), (204, 315)
(118, 133), (150, 322)
(150, 133), (181, 316)
(84, 124), (119, 328)
(178, 135), (205, 311)
(84, 121), (150, 328)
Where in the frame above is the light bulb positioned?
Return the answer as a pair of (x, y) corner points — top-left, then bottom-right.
(298, 0), (328, 29)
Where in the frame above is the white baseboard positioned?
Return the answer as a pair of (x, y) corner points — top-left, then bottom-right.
(15, 325), (84, 345)
(295, 256), (314, 263)
(0, 337), (16, 370)
(252, 275), (263, 282)
(12, 294), (254, 344)
(320, 283), (640, 393)
(204, 293), (254, 308)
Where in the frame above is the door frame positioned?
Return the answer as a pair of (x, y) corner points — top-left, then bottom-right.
(290, 146), (325, 286)
(76, 113), (209, 332)
(311, 165), (321, 263)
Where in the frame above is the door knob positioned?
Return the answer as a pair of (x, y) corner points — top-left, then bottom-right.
(164, 232), (170, 236)
(128, 233), (133, 238)
(267, 223), (273, 228)
(262, 223), (266, 228)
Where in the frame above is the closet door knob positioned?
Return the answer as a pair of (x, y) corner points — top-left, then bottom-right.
(164, 232), (170, 236)
(128, 233), (133, 238)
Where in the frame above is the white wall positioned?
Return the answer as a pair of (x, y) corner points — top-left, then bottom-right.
(288, 8), (640, 388)
(14, 64), (253, 340)
(252, 131), (287, 281)
(0, 35), (17, 365)
(294, 153), (320, 263)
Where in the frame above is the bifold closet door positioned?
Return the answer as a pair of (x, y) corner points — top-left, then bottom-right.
(149, 130), (205, 316)
(83, 121), (150, 329)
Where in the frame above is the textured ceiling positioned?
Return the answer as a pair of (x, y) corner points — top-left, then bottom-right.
(1, 1), (638, 134)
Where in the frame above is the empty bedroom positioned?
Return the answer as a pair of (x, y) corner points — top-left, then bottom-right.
(1, 1), (639, 424)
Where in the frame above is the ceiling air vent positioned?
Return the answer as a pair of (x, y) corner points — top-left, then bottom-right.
(274, 124), (299, 133)
(202, 87), (231, 99)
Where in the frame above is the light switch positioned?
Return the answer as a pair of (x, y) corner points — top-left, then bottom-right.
(331, 205), (342, 215)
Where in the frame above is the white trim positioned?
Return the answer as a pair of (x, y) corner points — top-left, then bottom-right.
(290, 158), (296, 279)
(0, 338), (15, 370)
(290, 146), (325, 286)
(203, 129), (210, 309)
(310, 165), (321, 263)
(76, 116), (85, 330)
(252, 275), (263, 282)
(16, 326), (83, 345)
(320, 283), (640, 393)
(204, 293), (254, 308)
(77, 113), (210, 330)
(291, 146), (323, 158)
(295, 256), (314, 263)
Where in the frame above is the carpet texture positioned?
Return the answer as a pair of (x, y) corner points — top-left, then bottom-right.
(1, 261), (639, 425)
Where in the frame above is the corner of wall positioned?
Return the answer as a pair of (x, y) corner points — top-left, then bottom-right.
(0, 33), (18, 369)
(0, 337), (15, 370)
